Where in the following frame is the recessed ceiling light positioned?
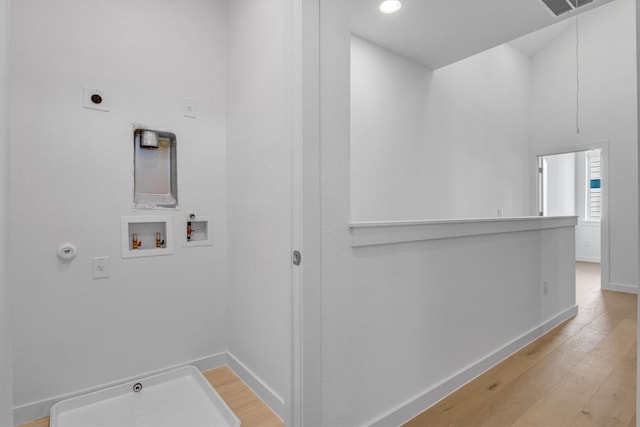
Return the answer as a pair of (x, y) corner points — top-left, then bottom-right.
(379, 0), (402, 14)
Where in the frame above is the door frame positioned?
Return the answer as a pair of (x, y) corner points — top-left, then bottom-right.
(288, 0), (322, 425)
(533, 140), (610, 291)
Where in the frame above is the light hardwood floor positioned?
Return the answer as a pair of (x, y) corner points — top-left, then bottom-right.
(17, 365), (283, 427)
(405, 262), (637, 427)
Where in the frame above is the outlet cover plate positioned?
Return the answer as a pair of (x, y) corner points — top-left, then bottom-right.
(92, 256), (110, 279)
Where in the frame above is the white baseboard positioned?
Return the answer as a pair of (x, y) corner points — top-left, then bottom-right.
(226, 351), (285, 420)
(13, 352), (228, 425)
(367, 305), (579, 427)
(603, 282), (639, 294)
(576, 256), (600, 263)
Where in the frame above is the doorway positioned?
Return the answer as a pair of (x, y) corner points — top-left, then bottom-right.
(536, 142), (610, 291)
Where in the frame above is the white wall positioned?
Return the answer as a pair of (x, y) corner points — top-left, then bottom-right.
(226, 0), (291, 416)
(531, 0), (637, 288)
(544, 152), (576, 216)
(575, 221), (601, 262)
(350, 35), (432, 220)
(575, 151), (601, 262)
(351, 36), (532, 220)
(10, 0), (228, 418)
(0, 1), (12, 426)
(323, 2), (577, 425)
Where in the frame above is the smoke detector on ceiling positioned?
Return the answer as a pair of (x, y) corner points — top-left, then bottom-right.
(538, 0), (595, 17)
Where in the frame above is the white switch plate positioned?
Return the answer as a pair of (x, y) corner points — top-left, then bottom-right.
(92, 256), (110, 279)
(183, 98), (196, 118)
(83, 86), (109, 112)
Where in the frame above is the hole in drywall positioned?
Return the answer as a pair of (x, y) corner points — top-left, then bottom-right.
(90, 94), (103, 104)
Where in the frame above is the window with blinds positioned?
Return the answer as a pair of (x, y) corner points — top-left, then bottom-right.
(586, 150), (601, 221)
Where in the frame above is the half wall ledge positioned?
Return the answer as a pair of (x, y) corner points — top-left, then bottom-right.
(350, 216), (578, 247)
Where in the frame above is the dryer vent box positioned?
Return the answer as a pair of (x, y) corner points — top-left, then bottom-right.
(134, 128), (178, 208)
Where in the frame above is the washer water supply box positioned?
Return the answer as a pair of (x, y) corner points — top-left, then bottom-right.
(120, 215), (174, 258)
(50, 366), (241, 427)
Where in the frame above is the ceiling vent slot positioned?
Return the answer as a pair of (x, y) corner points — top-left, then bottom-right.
(539, 0), (595, 17)
(568, 0), (594, 7)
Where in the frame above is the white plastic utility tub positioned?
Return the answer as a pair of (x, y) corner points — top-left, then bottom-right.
(50, 366), (241, 427)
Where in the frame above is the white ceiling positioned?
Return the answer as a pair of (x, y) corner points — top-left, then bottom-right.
(350, 0), (614, 69)
(509, 18), (574, 57)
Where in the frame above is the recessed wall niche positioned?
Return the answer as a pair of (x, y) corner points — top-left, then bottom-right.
(183, 215), (212, 247)
(134, 128), (178, 208)
(121, 215), (174, 258)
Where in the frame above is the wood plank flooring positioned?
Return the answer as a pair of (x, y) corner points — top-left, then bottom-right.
(17, 365), (283, 427)
(405, 262), (637, 427)
(203, 366), (283, 427)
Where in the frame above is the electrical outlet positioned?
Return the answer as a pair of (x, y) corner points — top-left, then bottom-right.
(543, 280), (549, 295)
(93, 256), (110, 279)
